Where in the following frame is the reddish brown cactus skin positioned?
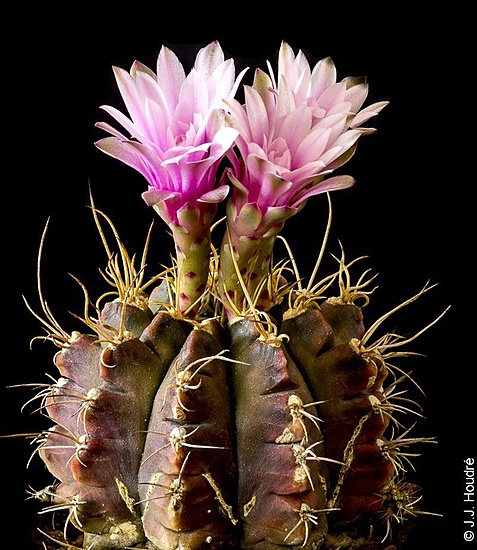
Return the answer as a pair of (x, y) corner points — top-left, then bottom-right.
(38, 302), (194, 549)
(230, 318), (329, 549)
(138, 320), (238, 549)
(282, 301), (394, 525)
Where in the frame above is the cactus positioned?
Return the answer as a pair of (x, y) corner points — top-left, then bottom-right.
(10, 41), (448, 549)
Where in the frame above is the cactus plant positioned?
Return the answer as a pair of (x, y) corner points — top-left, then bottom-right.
(10, 41), (447, 549)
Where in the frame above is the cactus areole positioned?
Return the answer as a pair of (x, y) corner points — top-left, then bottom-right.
(15, 41), (447, 549)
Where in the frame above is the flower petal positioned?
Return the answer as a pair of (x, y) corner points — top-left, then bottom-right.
(198, 185), (230, 203)
(291, 174), (355, 207)
(351, 100), (389, 128)
(142, 186), (180, 206)
(156, 45), (186, 111)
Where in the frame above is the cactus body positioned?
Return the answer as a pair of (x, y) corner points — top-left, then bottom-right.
(138, 320), (238, 549)
(19, 228), (443, 550)
(281, 303), (393, 523)
(229, 318), (329, 548)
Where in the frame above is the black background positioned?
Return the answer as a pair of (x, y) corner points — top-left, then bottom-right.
(2, 7), (474, 549)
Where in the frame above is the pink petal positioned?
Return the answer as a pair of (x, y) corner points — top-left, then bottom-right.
(310, 57), (337, 99)
(276, 76), (297, 119)
(278, 41), (296, 81)
(252, 69), (276, 121)
(194, 41), (224, 78)
(344, 82), (369, 112)
(95, 137), (163, 185)
(292, 175), (355, 206)
(316, 81), (347, 112)
(293, 127), (332, 167)
(246, 153), (278, 182)
(243, 85), (270, 145)
(130, 60), (156, 80)
(112, 66), (145, 129)
(175, 69), (208, 127)
(156, 45), (186, 111)
(351, 101), (389, 127)
(94, 121), (128, 141)
(142, 187), (180, 206)
(209, 126), (239, 158)
(278, 42), (311, 99)
(198, 185), (230, 203)
(276, 105), (312, 154)
(99, 105), (141, 141)
(209, 58), (236, 103)
(260, 172), (294, 205)
(224, 98), (253, 141)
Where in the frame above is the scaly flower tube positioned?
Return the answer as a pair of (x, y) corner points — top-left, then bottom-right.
(95, 41), (246, 318)
(218, 41), (389, 319)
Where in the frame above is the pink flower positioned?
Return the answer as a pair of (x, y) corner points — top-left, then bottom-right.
(95, 41), (246, 227)
(225, 41), (388, 238)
